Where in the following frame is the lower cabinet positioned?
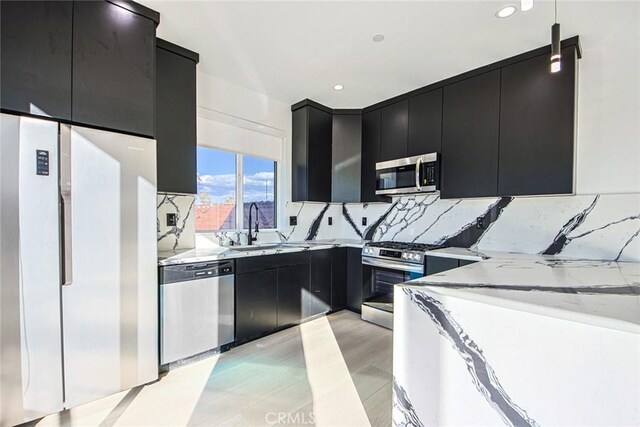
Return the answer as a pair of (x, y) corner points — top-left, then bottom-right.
(277, 264), (310, 327)
(235, 269), (278, 342)
(346, 248), (363, 312)
(309, 250), (333, 316)
(425, 256), (477, 275)
(235, 248), (361, 344)
(331, 248), (347, 310)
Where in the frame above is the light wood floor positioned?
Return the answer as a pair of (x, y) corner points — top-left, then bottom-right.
(27, 310), (393, 427)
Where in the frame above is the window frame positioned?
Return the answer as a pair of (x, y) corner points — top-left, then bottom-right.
(195, 146), (278, 233)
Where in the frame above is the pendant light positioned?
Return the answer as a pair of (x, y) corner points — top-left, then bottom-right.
(551, 0), (561, 73)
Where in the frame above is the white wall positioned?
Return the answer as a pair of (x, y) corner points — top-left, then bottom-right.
(196, 71), (292, 229)
(573, 1), (639, 195)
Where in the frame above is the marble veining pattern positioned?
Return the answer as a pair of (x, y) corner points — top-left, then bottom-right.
(157, 194), (195, 251)
(403, 288), (540, 427)
(285, 193), (640, 262)
(392, 378), (424, 427)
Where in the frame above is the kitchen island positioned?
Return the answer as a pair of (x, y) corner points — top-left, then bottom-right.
(393, 249), (640, 426)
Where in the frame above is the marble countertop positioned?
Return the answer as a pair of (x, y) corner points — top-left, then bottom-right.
(158, 239), (366, 266)
(402, 248), (640, 334)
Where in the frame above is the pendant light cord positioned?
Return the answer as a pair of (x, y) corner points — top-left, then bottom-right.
(554, 0), (558, 24)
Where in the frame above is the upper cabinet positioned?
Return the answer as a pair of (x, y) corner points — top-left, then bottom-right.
(72, 1), (157, 137)
(379, 99), (409, 162)
(291, 100), (333, 202)
(498, 46), (577, 196)
(360, 109), (382, 203)
(407, 88), (442, 157)
(441, 71), (501, 199)
(0, 1), (159, 138)
(332, 111), (362, 203)
(156, 39), (199, 194)
(0, 1), (73, 120)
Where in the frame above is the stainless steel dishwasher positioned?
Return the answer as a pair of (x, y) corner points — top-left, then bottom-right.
(159, 260), (235, 365)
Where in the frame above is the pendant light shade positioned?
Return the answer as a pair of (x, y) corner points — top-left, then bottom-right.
(551, 23), (561, 73)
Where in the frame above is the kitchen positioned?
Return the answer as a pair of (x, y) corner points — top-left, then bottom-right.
(1, 1), (639, 426)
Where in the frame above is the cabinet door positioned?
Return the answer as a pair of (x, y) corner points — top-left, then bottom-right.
(156, 45), (197, 194)
(277, 264), (310, 327)
(441, 71), (500, 198)
(346, 248), (363, 312)
(332, 113), (362, 202)
(408, 89), (442, 156)
(361, 109), (381, 202)
(0, 1), (72, 120)
(235, 270), (278, 342)
(72, 1), (155, 136)
(307, 107), (333, 201)
(309, 250), (332, 316)
(380, 99), (409, 161)
(331, 248), (347, 310)
(425, 256), (459, 275)
(291, 107), (309, 201)
(498, 48), (576, 196)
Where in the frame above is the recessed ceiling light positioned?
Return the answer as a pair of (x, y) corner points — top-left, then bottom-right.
(521, 0), (534, 12)
(496, 5), (516, 18)
(372, 34), (385, 42)
(333, 84), (344, 91)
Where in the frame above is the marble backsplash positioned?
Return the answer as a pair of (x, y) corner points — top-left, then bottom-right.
(286, 193), (640, 262)
(157, 192), (640, 262)
(157, 194), (195, 251)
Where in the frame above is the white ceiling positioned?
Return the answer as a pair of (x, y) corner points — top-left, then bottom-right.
(141, 1), (635, 108)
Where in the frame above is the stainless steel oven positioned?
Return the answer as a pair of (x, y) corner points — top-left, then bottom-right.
(361, 242), (444, 329)
(376, 152), (440, 196)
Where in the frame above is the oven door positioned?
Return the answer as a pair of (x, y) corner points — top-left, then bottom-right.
(361, 257), (424, 329)
(375, 153), (439, 196)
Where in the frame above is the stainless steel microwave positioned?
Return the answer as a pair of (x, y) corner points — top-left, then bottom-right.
(375, 153), (440, 195)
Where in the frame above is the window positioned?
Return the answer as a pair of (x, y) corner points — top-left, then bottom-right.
(243, 155), (276, 229)
(195, 147), (277, 232)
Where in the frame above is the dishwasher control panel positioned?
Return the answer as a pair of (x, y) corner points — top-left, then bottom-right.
(160, 260), (235, 284)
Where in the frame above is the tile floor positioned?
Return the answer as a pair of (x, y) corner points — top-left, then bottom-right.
(25, 310), (392, 427)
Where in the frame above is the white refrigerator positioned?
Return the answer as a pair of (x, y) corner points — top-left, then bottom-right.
(0, 113), (158, 425)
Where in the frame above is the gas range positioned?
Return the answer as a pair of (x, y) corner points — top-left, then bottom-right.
(362, 241), (445, 265)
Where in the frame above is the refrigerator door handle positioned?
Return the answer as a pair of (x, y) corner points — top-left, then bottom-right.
(60, 125), (73, 286)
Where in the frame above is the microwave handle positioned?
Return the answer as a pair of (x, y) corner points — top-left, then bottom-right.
(415, 157), (422, 191)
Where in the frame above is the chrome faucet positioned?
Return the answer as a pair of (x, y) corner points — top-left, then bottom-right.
(248, 202), (259, 245)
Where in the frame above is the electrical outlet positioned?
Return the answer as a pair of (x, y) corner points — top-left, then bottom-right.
(328, 217), (333, 226)
(166, 213), (177, 226)
(289, 216), (298, 226)
(362, 217), (367, 226)
(476, 216), (485, 230)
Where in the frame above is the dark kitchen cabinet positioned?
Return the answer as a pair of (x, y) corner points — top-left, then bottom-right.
(332, 111), (362, 202)
(235, 269), (278, 342)
(309, 250), (333, 316)
(346, 247), (363, 312)
(379, 100), (409, 162)
(425, 256), (478, 275)
(407, 89), (443, 156)
(291, 100), (333, 202)
(361, 109), (382, 202)
(156, 39), (199, 194)
(277, 264), (310, 327)
(331, 248), (347, 310)
(72, 0), (156, 137)
(441, 70), (501, 199)
(498, 47), (577, 196)
(0, 1), (73, 120)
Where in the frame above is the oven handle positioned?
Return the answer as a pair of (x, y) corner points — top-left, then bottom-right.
(362, 256), (424, 274)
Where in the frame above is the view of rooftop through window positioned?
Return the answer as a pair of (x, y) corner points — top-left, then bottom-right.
(195, 147), (276, 231)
